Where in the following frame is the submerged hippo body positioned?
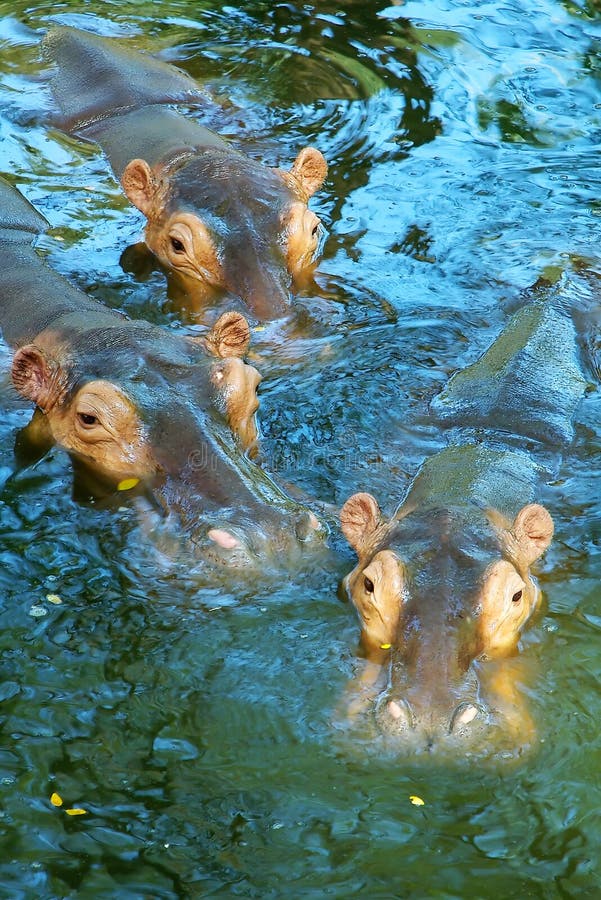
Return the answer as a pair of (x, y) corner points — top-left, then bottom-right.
(42, 27), (328, 320)
(341, 279), (588, 755)
(0, 179), (323, 564)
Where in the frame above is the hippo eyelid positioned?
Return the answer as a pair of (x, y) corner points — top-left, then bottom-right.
(77, 411), (99, 428)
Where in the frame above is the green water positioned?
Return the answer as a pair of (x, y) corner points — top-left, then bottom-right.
(1, 0), (601, 896)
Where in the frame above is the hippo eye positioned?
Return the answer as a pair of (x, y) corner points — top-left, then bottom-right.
(512, 589), (523, 604)
(311, 224), (320, 237)
(364, 576), (375, 594)
(170, 237), (185, 253)
(78, 412), (98, 428)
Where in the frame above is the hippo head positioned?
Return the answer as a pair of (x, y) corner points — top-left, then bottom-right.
(9, 305), (327, 566)
(10, 311), (260, 485)
(340, 492), (554, 754)
(120, 146), (328, 320)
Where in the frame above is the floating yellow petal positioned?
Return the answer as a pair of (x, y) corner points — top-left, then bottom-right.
(380, 643), (392, 650)
(410, 795), (425, 806)
(65, 808), (88, 816)
(117, 478), (139, 492)
(46, 594), (62, 605)
(50, 792), (63, 807)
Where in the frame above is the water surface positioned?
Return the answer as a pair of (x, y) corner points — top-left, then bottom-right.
(0, 1), (601, 896)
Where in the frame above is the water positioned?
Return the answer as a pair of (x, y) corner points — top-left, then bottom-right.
(0, 0), (600, 895)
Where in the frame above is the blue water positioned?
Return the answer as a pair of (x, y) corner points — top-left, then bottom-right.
(0, 1), (600, 896)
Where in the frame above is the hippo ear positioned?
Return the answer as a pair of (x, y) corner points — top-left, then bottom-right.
(11, 345), (68, 412)
(289, 147), (328, 199)
(512, 503), (554, 566)
(204, 312), (251, 359)
(121, 159), (158, 216)
(340, 492), (382, 554)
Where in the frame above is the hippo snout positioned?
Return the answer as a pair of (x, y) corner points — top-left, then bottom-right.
(224, 251), (293, 320)
(375, 690), (488, 752)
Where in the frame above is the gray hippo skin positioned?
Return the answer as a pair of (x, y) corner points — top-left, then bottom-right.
(42, 27), (328, 321)
(0, 179), (323, 564)
(340, 278), (589, 754)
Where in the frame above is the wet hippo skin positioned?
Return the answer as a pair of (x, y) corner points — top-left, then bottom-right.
(0, 179), (259, 469)
(340, 274), (590, 755)
(42, 27), (328, 321)
(0, 178), (324, 564)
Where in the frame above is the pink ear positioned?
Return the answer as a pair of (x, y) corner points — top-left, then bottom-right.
(512, 503), (554, 566)
(340, 492), (382, 554)
(289, 147), (328, 199)
(204, 312), (251, 359)
(121, 158), (158, 216)
(11, 345), (67, 412)
(208, 528), (241, 549)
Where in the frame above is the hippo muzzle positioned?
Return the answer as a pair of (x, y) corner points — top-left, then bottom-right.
(222, 239), (293, 321)
(375, 686), (490, 753)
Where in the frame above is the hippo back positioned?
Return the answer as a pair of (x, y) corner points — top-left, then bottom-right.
(43, 26), (208, 132)
(431, 292), (587, 447)
(0, 178), (49, 241)
(398, 445), (540, 523)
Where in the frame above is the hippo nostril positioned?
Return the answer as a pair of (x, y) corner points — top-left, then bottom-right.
(295, 510), (322, 542)
(382, 697), (414, 730)
(449, 702), (480, 734)
(388, 701), (404, 720)
(308, 512), (320, 530)
(208, 528), (240, 549)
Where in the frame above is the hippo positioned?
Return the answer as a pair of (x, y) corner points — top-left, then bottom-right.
(0, 178), (323, 564)
(42, 27), (328, 321)
(340, 277), (589, 755)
